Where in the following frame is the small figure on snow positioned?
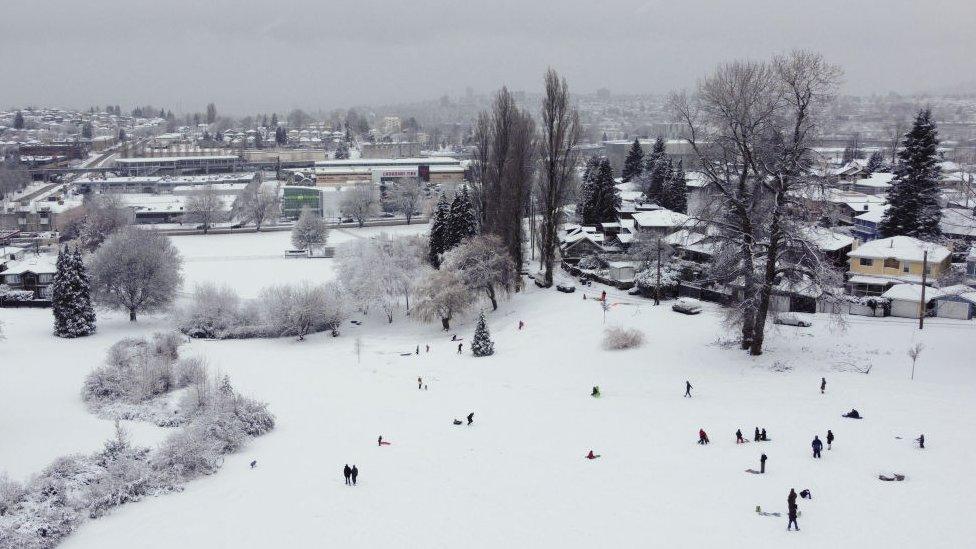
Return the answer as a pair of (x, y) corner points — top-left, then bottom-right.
(343, 464), (352, 485)
(601, 290), (607, 302)
(426, 344), (430, 353)
(760, 453), (767, 474)
(826, 430), (834, 450)
(788, 488), (797, 509)
(916, 434), (925, 449)
(457, 342), (463, 354)
(351, 465), (359, 486)
(684, 381), (693, 398)
(451, 334), (457, 341)
(250, 460), (257, 469)
(518, 320), (524, 330)
(586, 450), (601, 460)
(754, 427), (761, 442)
(842, 409), (862, 419)
(378, 435), (391, 446)
(591, 386), (601, 398)
(812, 436), (823, 458)
(821, 377), (827, 394)
(800, 489), (812, 499)
(736, 429), (745, 444)
(698, 429), (710, 445)
(418, 377), (423, 390)
(787, 505), (799, 531)
(761, 428), (768, 441)
(453, 418), (462, 425)
(416, 345), (420, 355)
(467, 412), (474, 425)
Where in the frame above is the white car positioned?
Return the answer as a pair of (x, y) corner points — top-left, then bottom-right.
(774, 313), (812, 327)
(671, 297), (703, 315)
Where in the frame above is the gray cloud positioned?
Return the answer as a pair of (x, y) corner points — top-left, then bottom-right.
(2, 0), (973, 114)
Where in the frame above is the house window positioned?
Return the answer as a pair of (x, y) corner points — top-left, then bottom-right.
(903, 265), (909, 273)
(859, 258), (873, 267)
(883, 258), (899, 269)
(38, 274), (53, 284)
(5, 274), (21, 284)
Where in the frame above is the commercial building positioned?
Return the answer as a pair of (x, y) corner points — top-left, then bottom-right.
(112, 155), (242, 176)
(310, 157), (465, 187)
(76, 172), (259, 194)
(360, 142), (421, 159)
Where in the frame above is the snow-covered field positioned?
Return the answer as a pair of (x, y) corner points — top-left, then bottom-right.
(3, 227), (976, 548)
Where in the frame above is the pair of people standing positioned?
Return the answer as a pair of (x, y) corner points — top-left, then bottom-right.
(343, 464), (359, 486)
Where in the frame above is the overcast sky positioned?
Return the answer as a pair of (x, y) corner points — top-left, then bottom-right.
(2, 0), (974, 115)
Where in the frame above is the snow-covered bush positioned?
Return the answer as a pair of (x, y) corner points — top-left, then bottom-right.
(577, 254), (603, 270)
(634, 261), (682, 295)
(0, 284), (35, 302)
(82, 333), (190, 406)
(175, 283), (245, 339)
(234, 396), (276, 436)
(602, 326), (645, 350)
(258, 281), (348, 340)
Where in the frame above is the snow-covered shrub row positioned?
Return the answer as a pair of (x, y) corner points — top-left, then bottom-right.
(0, 372), (274, 547)
(81, 333), (204, 425)
(175, 281), (348, 340)
(576, 254), (604, 271)
(602, 326), (645, 350)
(0, 284), (36, 303)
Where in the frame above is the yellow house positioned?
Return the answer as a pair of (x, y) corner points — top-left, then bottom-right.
(846, 236), (951, 296)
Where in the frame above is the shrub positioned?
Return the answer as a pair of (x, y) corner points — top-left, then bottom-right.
(82, 332), (189, 406)
(602, 326), (645, 350)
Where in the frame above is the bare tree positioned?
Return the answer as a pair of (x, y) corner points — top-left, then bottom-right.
(412, 267), (473, 331)
(90, 227), (183, 321)
(441, 234), (515, 311)
(908, 342), (924, 380)
(259, 281), (346, 340)
(0, 153), (29, 199)
(184, 186), (226, 234)
(76, 194), (134, 251)
(234, 184), (280, 231)
(538, 68), (581, 287)
(340, 183), (379, 227)
(388, 179), (425, 224)
(671, 51), (842, 355)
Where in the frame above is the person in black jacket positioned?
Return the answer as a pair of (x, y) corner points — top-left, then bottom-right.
(760, 453), (767, 474)
(754, 427), (760, 442)
(343, 464), (352, 485)
(684, 381), (692, 397)
(760, 428), (768, 441)
(351, 465), (359, 486)
(812, 436), (823, 458)
(821, 377), (826, 394)
(787, 504), (799, 531)
(736, 429), (745, 444)
(826, 430), (834, 450)
(467, 412), (474, 425)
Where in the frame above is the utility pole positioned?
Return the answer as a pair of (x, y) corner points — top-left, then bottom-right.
(655, 237), (662, 306)
(919, 250), (928, 330)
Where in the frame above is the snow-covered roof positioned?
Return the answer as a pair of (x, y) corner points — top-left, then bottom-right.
(881, 283), (945, 302)
(854, 207), (887, 224)
(617, 232), (635, 244)
(632, 208), (690, 229)
(939, 208), (976, 238)
(853, 172), (895, 188)
(803, 227), (855, 252)
(1, 254), (57, 275)
(619, 191), (644, 202)
(847, 274), (895, 285)
(848, 236), (951, 263)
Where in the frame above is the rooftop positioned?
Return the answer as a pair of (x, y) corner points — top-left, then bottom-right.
(848, 236), (951, 263)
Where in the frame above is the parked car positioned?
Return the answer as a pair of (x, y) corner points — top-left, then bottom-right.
(671, 297), (703, 315)
(773, 313), (812, 327)
(556, 283), (576, 293)
(627, 286), (642, 296)
(379, 212), (396, 218)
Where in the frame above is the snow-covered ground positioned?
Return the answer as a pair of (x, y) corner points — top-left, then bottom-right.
(3, 232), (976, 548)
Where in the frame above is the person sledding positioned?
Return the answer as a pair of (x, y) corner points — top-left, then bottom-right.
(452, 418), (462, 425)
(879, 473), (906, 481)
(698, 429), (710, 445)
(378, 435), (391, 446)
(591, 386), (601, 398)
(585, 450), (601, 460)
(842, 409), (862, 419)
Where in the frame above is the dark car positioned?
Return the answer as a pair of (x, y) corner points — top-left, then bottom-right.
(556, 283), (576, 293)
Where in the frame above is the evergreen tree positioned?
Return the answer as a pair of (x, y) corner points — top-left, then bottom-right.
(117, 128), (126, 141)
(447, 185), (477, 248)
(866, 150), (885, 174)
(576, 156), (601, 224)
(428, 192), (451, 267)
(52, 247), (96, 338)
(271, 113), (278, 128)
(663, 160), (688, 213)
(578, 158), (620, 225)
(81, 122), (93, 139)
(14, 111), (25, 129)
(878, 109), (942, 240)
(639, 137), (668, 203)
(621, 138), (644, 182)
(471, 311), (495, 357)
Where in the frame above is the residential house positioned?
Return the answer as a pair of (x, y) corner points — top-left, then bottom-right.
(880, 284), (942, 319)
(931, 285), (976, 320)
(939, 208), (976, 243)
(851, 207), (886, 242)
(631, 208), (690, 240)
(0, 253), (57, 300)
(560, 225), (614, 258)
(846, 236), (952, 296)
(851, 172), (894, 196)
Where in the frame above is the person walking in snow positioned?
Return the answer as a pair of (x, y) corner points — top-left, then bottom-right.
(916, 434), (925, 449)
(351, 465), (358, 486)
(760, 453), (767, 474)
(826, 430), (834, 450)
(684, 381), (692, 398)
(418, 377), (423, 390)
(821, 377), (827, 394)
(343, 464), (352, 485)
(812, 436), (823, 458)
(601, 290), (607, 302)
(760, 428), (768, 441)
(788, 488), (797, 509)
(416, 345), (419, 355)
(754, 427), (760, 442)
(426, 344), (430, 353)
(736, 429), (745, 444)
(698, 429), (709, 445)
(518, 320), (524, 330)
(787, 504), (799, 531)
(457, 342), (463, 354)
(467, 412), (474, 425)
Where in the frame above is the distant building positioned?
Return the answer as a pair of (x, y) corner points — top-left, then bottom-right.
(603, 139), (699, 174)
(846, 236), (952, 296)
(360, 142), (422, 159)
(76, 172), (259, 194)
(112, 155), (242, 176)
(310, 157), (466, 187)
